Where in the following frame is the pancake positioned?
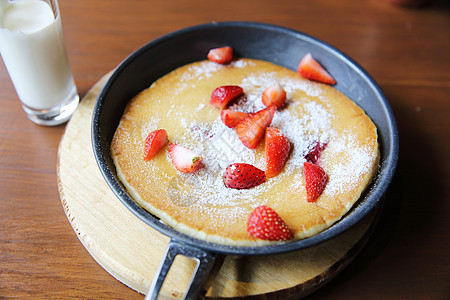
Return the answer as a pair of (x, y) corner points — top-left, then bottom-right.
(111, 58), (380, 246)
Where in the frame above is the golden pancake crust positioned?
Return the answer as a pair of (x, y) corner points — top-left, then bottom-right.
(111, 58), (379, 246)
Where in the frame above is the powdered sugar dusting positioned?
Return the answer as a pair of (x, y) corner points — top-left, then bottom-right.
(168, 165), (280, 208)
(179, 118), (259, 174)
(140, 115), (160, 140)
(323, 132), (375, 195)
(167, 71), (345, 208)
(180, 60), (250, 82)
(185, 61), (223, 79)
(173, 60), (251, 95)
(272, 101), (333, 173)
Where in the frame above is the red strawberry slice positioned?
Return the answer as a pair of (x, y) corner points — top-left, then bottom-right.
(220, 110), (249, 128)
(303, 162), (328, 202)
(143, 129), (168, 161)
(223, 163), (266, 189)
(265, 127), (291, 178)
(297, 53), (336, 85)
(207, 46), (233, 64)
(247, 205), (293, 241)
(305, 142), (327, 164)
(168, 143), (203, 173)
(210, 85), (244, 109)
(262, 82), (287, 108)
(235, 105), (276, 149)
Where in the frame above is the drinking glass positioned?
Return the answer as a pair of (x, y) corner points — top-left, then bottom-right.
(0, 0), (79, 126)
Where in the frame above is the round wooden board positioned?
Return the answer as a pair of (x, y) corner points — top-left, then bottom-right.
(57, 73), (380, 299)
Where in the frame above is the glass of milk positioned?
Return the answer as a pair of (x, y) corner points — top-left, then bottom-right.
(0, 0), (79, 126)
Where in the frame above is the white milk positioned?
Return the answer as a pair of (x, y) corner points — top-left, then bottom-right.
(0, 0), (77, 110)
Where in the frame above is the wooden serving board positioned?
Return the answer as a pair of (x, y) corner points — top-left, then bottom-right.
(57, 73), (379, 299)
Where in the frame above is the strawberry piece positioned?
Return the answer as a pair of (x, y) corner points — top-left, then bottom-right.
(297, 53), (336, 85)
(220, 110), (249, 128)
(265, 127), (291, 178)
(207, 46), (233, 64)
(223, 163), (266, 189)
(210, 85), (244, 109)
(247, 205), (293, 241)
(262, 82), (287, 108)
(143, 129), (168, 161)
(235, 105), (276, 149)
(303, 162), (328, 202)
(305, 142), (327, 164)
(168, 143), (203, 173)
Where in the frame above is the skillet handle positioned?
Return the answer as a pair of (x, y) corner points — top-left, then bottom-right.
(145, 239), (217, 300)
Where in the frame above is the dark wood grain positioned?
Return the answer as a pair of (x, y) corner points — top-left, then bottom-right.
(1, 0), (449, 298)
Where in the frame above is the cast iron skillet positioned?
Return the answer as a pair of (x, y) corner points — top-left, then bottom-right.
(92, 22), (399, 299)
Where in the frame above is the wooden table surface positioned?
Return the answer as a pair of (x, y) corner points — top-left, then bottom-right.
(1, 0), (449, 299)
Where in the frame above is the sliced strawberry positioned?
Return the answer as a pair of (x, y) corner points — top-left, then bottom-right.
(143, 129), (168, 161)
(265, 127), (291, 178)
(247, 205), (293, 241)
(207, 46), (233, 64)
(223, 163), (266, 189)
(262, 82), (287, 108)
(210, 85), (244, 109)
(235, 105), (276, 149)
(168, 143), (203, 173)
(303, 162), (328, 202)
(220, 110), (249, 128)
(305, 142), (327, 164)
(297, 53), (336, 85)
